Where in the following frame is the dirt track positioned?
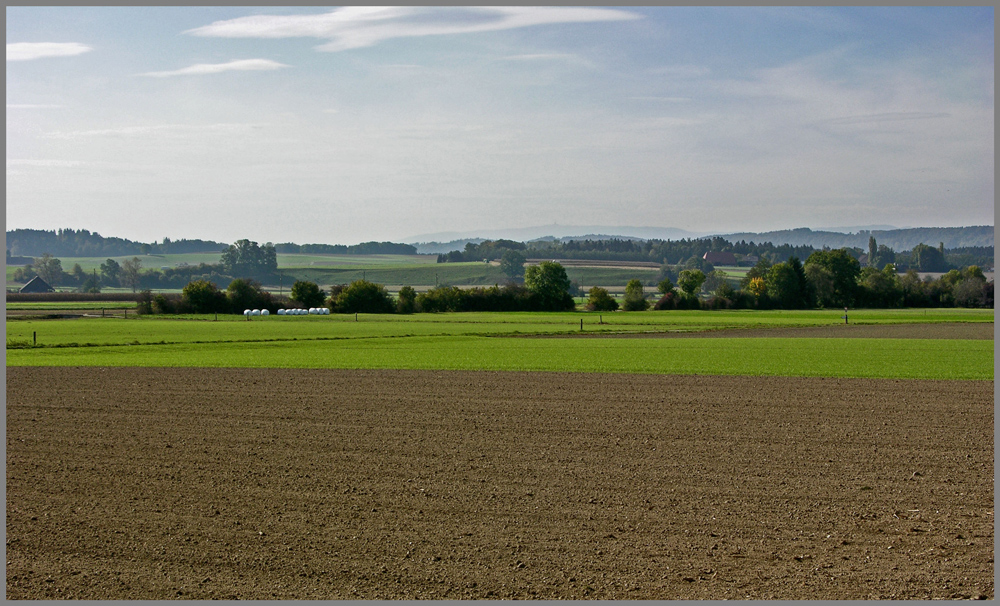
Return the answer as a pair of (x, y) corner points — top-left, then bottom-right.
(582, 322), (995, 340)
(6, 367), (994, 599)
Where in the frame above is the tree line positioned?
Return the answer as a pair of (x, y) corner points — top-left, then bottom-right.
(6, 228), (417, 259)
(637, 249), (992, 311)
(6, 228), (228, 258)
(436, 236), (993, 273)
(145, 261), (578, 315)
(12, 239), (279, 292)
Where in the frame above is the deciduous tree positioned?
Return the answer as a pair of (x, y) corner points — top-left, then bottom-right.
(290, 280), (326, 308)
(331, 280), (395, 314)
(622, 279), (649, 311)
(524, 261), (574, 311)
(585, 286), (618, 312)
(120, 257), (143, 293)
(499, 250), (527, 282)
(677, 269), (706, 296)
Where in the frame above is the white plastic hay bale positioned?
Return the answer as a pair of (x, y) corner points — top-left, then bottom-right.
(261, 309), (269, 316)
(251, 309), (261, 316)
(244, 309), (251, 316)
(277, 309), (285, 315)
(322, 308), (329, 315)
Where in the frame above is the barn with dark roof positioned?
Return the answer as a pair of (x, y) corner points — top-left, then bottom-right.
(19, 276), (54, 293)
(702, 251), (737, 265)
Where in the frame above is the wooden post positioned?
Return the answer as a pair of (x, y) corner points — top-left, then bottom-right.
(580, 318), (584, 331)
(33, 331), (36, 346)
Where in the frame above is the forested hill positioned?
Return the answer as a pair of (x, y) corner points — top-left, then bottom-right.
(6, 229), (228, 258)
(717, 226), (994, 251)
(6, 228), (418, 259)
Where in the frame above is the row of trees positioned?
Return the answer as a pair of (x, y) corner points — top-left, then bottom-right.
(643, 250), (992, 310)
(434, 235), (993, 274)
(155, 261), (577, 315)
(312, 261), (575, 314)
(6, 228), (227, 258)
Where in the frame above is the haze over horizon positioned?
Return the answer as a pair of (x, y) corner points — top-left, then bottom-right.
(7, 6), (994, 246)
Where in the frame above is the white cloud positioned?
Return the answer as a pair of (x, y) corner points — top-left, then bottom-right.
(185, 6), (641, 52)
(7, 42), (92, 61)
(139, 58), (289, 78)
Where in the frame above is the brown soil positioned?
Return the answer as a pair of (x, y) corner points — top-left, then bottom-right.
(6, 367), (993, 600)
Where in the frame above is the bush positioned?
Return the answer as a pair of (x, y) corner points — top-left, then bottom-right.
(331, 280), (395, 314)
(290, 280), (327, 308)
(622, 279), (650, 311)
(396, 286), (417, 314)
(585, 287), (619, 312)
(152, 293), (178, 314)
(182, 280), (228, 314)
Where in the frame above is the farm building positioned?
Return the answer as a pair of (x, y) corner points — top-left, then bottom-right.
(703, 251), (737, 265)
(19, 276), (54, 293)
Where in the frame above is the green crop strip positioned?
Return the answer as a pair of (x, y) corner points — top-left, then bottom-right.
(7, 308), (992, 379)
(5, 334), (991, 380)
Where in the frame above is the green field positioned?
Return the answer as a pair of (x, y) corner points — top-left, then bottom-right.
(6, 301), (138, 310)
(7, 252), (668, 290)
(6, 308), (993, 380)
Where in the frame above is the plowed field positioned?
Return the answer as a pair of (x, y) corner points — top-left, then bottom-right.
(6, 367), (994, 599)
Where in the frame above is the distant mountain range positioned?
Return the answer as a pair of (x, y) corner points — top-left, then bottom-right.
(407, 224), (994, 254)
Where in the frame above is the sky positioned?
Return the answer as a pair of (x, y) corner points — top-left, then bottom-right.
(6, 6), (995, 245)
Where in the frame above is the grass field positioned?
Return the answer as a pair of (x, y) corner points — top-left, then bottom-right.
(6, 308), (993, 380)
(7, 252), (669, 290)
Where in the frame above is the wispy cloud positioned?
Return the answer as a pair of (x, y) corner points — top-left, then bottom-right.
(630, 96), (691, 103)
(500, 53), (596, 69)
(819, 112), (951, 126)
(44, 122), (265, 139)
(7, 42), (92, 61)
(6, 104), (63, 109)
(648, 65), (711, 78)
(185, 6), (641, 52)
(139, 58), (289, 77)
(7, 159), (85, 168)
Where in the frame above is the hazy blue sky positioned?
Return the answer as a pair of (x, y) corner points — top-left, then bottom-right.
(7, 6), (994, 245)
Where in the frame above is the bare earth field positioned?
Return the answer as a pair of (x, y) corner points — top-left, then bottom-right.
(6, 366), (993, 599)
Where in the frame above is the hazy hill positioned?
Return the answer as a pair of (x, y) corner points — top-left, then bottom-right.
(405, 224), (705, 247)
